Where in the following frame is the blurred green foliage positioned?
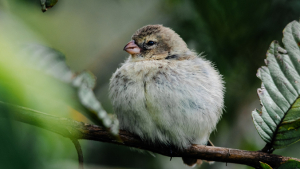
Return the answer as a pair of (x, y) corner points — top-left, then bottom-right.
(1, 0), (300, 169)
(277, 160), (300, 169)
(0, 10), (82, 169)
(163, 3), (300, 167)
(260, 161), (273, 169)
(165, 0), (300, 123)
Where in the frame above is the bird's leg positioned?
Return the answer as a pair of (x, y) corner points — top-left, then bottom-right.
(168, 144), (177, 161)
(169, 146), (173, 161)
(207, 140), (214, 147)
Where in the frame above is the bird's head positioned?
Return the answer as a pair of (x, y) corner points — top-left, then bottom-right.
(124, 25), (193, 61)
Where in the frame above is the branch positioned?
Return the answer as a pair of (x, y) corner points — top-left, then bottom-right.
(70, 139), (84, 169)
(0, 102), (298, 169)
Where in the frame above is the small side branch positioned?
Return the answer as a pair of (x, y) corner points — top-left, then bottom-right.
(261, 143), (275, 153)
(70, 139), (84, 169)
(0, 102), (299, 169)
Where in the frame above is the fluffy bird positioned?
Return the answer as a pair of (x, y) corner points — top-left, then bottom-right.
(109, 25), (224, 166)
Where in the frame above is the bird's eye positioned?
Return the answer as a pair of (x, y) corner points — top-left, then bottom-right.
(147, 41), (155, 46)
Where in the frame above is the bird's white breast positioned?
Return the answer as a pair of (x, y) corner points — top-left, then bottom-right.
(109, 57), (224, 149)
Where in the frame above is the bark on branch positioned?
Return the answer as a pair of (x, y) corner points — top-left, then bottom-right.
(0, 102), (298, 169)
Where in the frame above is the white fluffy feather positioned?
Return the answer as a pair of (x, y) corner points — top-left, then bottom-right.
(109, 55), (224, 149)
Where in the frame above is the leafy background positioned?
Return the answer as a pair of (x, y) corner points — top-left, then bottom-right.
(1, 0), (300, 169)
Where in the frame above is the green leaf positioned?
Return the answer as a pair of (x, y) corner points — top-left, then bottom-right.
(278, 160), (300, 169)
(21, 44), (74, 83)
(73, 71), (119, 135)
(252, 21), (300, 149)
(260, 161), (273, 169)
(20, 44), (119, 135)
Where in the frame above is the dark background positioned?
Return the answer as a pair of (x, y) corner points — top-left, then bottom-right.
(1, 0), (300, 169)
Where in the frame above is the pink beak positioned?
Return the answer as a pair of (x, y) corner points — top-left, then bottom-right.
(123, 40), (141, 54)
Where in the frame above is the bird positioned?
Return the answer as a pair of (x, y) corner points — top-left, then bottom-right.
(109, 24), (224, 166)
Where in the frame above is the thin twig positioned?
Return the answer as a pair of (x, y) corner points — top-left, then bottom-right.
(70, 139), (84, 169)
(0, 102), (299, 169)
